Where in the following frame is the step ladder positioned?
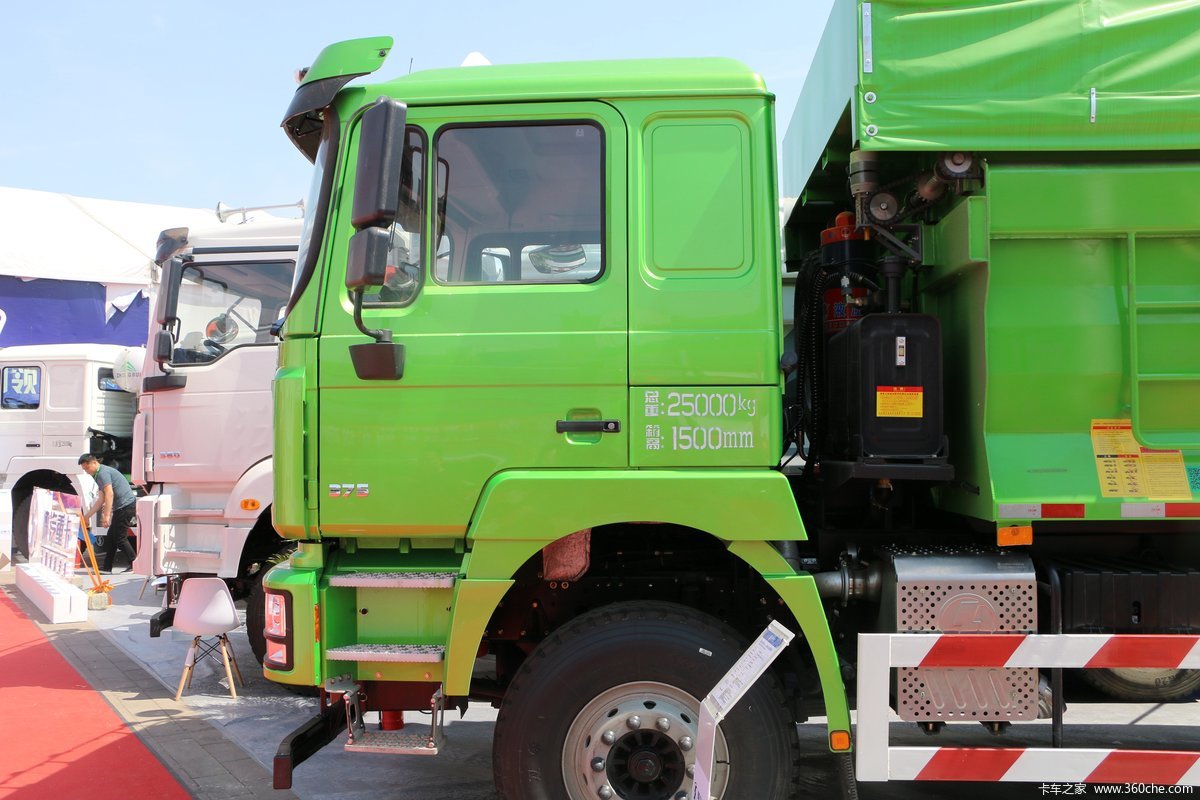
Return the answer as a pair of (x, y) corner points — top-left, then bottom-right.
(1127, 234), (1200, 451)
(324, 570), (457, 755)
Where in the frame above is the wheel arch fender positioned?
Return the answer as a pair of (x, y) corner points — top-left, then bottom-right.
(461, 469), (806, 580)
(223, 457), (273, 521)
(443, 469), (851, 737)
(11, 464), (83, 502)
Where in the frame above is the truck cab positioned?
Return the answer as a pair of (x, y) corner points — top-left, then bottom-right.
(134, 215), (301, 659)
(0, 343), (139, 567)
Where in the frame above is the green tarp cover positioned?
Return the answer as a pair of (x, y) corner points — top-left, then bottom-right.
(785, 0), (1200, 195)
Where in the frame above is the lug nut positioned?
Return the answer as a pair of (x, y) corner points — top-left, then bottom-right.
(656, 717), (671, 732)
(687, 764), (695, 778)
(601, 730), (616, 745)
(598, 786), (613, 799)
(591, 757), (605, 773)
(627, 715), (641, 730)
(679, 736), (694, 752)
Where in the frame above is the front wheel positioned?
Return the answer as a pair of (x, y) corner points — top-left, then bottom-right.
(245, 569), (268, 665)
(12, 495), (30, 561)
(493, 601), (800, 800)
(246, 559), (317, 696)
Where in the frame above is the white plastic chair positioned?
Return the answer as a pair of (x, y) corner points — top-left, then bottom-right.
(173, 577), (244, 700)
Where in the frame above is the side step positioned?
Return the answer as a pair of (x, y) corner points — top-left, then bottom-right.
(330, 675), (446, 756)
(327, 644), (444, 663)
(328, 571), (456, 589)
(165, 548), (222, 558)
(162, 508), (225, 520)
(344, 728), (442, 756)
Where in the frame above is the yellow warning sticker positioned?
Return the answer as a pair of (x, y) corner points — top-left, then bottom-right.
(1142, 449), (1193, 500)
(1090, 419), (1192, 500)
(876, 386), (923, 418)
(1091, 419), (1143, 498)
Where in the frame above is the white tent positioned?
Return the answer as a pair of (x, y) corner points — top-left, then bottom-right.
(0, 186), (215, 307)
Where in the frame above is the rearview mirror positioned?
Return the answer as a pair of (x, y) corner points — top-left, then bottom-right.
(152, 330), (173, 365)
(205, 314), (239, 345)
(346, 227), (390, 289)
(351, 98), (409, 230)
(528, 244), (587, 275)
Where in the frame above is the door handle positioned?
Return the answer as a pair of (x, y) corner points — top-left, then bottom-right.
(556, 420), (621, 434)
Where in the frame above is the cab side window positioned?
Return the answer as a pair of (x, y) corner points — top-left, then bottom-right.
(434, 122), (603, 285)
(1, 366), (40, 409)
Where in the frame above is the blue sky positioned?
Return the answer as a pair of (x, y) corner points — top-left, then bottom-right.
(4, 1), (834, 211)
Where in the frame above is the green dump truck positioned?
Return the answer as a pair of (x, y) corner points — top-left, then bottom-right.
(264, 2), (1200, 796)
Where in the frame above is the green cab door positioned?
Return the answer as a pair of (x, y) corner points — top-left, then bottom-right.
(316, 101), (628, 538)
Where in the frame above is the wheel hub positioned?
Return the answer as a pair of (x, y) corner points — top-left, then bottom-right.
(608, 730), (683, 796)
(562, 681), (729, 800)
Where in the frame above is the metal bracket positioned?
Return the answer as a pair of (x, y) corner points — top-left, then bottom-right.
(324, 673), (357, 694)
(325, 674), (365, 745)
(428, 685), (447, 751)
(869, 223), (923, 264)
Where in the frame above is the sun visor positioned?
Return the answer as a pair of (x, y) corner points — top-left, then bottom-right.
(155, 227), (189, 266)
(283, 36), (394, 161)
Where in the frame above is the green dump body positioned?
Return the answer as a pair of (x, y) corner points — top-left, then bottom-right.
(786, 0), (1200, 526)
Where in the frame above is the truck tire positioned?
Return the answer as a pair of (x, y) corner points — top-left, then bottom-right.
(493, 601), (800, 800)
(245, 566), (318, 697)
(1082, 667), (1200, 702)
(245, 543), (298, 665)
(12, 495), (30, 561)
(246, 569), (269, 666)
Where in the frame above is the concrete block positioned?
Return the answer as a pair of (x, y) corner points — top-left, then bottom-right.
(15, 563), (87, 623)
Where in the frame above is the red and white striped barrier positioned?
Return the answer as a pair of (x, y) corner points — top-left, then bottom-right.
(856, 633), (1200, 785)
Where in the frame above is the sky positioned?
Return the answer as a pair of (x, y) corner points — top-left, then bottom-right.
(3, 1), (835, 213)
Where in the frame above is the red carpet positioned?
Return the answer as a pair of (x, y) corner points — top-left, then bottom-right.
(0, 589), (191, 799)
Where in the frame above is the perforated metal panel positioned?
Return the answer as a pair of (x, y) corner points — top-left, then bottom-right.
(878, 547), (1039, 722)
(896, 580), (1036, 633)
(898, 665), (1038, 721)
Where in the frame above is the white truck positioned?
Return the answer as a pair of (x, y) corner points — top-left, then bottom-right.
(0, 343), (142, 569)
(132, 214), (301, 661)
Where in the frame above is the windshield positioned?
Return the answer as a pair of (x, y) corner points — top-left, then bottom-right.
(286, 112), (339, 318)
(169, 260), (295, 365)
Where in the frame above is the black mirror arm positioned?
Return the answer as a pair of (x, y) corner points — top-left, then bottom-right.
(351, 291), (392, 343)
(347, 291), (405, 381)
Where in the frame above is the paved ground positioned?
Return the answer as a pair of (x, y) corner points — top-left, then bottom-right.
(5, 565), (1200, 799)
(0, 570), (292, 800)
